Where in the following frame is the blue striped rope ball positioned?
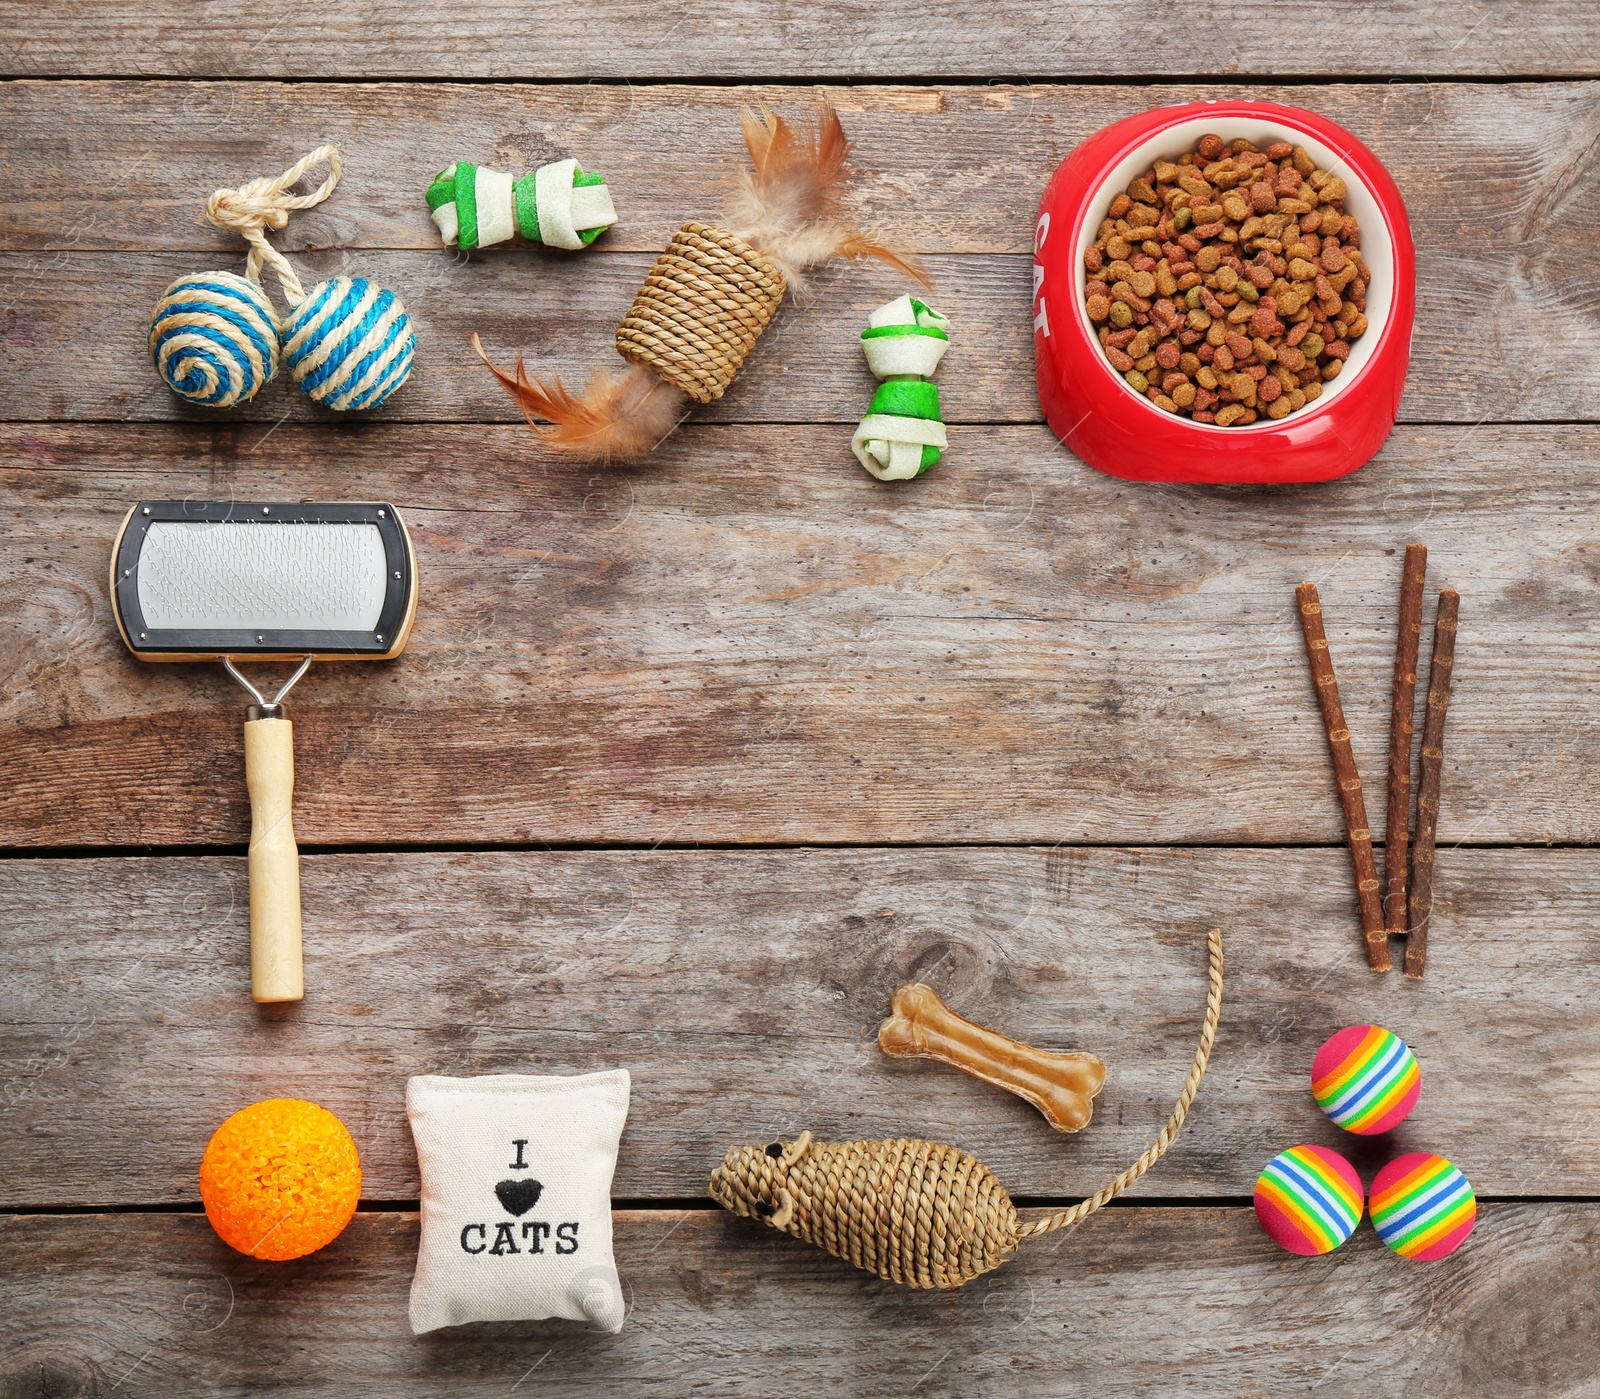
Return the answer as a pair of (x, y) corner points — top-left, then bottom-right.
(281, 276), (416, 411)
(148, 271), (281, 407)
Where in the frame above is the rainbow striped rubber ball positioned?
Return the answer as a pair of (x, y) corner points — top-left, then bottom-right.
(1311, 1024), (1421, 1135)
(1369, 1151), (1476, 1259)
(1253, 1144), (1364, 1256)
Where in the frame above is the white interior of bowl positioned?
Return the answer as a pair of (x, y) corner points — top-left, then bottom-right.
(1074, 110), (1394, 429)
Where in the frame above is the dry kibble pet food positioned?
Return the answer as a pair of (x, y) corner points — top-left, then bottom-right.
(1082, 134), (1370, 426)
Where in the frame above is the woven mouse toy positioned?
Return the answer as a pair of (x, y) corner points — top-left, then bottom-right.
(473, 106), (928, 460)
(710, 930), (1224, 1289)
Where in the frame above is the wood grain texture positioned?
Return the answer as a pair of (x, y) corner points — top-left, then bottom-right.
(4, 80), (1600, 424)
(4, 1205), (1599, 1397)
(1, 3), (1592, 79)
(5, 846), (1598, 1205)
(2, 31), (1595, 1399)
(2, 421), (1597, 849)
(6, 80), (1597, 257)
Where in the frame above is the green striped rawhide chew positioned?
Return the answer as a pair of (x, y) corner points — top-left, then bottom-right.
(852, 295), (949, 481)
(425, 158), (617, 251)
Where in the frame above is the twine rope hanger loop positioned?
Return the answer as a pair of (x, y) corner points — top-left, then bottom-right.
(204, 144), (343, 307)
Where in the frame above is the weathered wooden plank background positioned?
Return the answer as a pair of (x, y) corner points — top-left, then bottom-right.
(2, 4), (1594, 79)
(6, 846), (1599, 1204)
(5, 1206), (1598, 1397)
(4, 422), (1598, 848)
(4, 13), (1600, 1399)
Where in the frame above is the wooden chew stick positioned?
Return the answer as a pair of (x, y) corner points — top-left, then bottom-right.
(1406, 589), (1460, 979)
(1296, 582), (1390, 972)
(1383, 545), (1427, 934)
(878, 983), (1106, 1133)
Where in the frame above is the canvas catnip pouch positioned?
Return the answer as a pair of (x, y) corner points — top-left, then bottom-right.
(406, 1069), (630, 1335)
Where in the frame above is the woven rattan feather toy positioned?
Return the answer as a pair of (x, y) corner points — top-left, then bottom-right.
(709, 929), (1223, 1289)
(473, 106), (928, 461)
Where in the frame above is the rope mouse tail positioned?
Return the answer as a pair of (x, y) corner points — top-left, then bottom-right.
(1016, 927), (1225, 1241)
(203, 144), (343, 308)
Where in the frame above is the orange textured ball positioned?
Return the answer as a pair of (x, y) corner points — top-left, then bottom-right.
(199, 1098), (361, 1261)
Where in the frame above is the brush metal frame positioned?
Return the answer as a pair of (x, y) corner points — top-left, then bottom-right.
(225, 655), (314, 721)
(110, 500), (416, 660)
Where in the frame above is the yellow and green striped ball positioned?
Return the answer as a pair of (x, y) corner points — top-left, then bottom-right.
(1312, 1024), (1422, 1135)
(1253, 1145), (1364, 1255)
(1369, 1152), (1476, 1259)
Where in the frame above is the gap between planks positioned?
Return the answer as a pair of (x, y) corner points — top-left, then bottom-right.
(4, 72), (1599, 87)
(0, 838), (1584, 860)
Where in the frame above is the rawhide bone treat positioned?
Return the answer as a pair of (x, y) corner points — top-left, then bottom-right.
(878, 983), (1105, 1133)
(474, 106), (928, 461)
(852, 294), (951, 481)
(711, 930), (1223, 1290)
(1084, 133), (1368, 425)
(426, 158), (617, 250)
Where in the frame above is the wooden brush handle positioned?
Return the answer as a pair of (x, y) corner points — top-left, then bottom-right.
(245, 717), (304, 1003)
(878, 984), (1106, 1133)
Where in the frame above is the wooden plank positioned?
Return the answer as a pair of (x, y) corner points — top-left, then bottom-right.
(3, 846), (1596, 1204)
(1, 1205), (1593, 1395)
(1, 421), (1596, 849)
(0, 4), (1591, 80)
(5, 80), (1594, 258)
(4, 80), (1599, 424)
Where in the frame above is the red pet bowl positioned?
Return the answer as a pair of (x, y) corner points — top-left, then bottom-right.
(1033, 100), (1414, 484)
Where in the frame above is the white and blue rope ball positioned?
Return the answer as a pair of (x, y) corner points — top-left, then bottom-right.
(148, 271), (281, 407)
(281, 276), (416, 411)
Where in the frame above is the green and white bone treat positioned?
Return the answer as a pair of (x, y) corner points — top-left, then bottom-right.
(425, 157), (617, 250)
(852, 295), (950, 481)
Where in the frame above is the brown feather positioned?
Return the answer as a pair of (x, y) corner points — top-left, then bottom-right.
(727, 105), (931, 292)
(829, 231), (933, 289)
(471, 335), (687, 462)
